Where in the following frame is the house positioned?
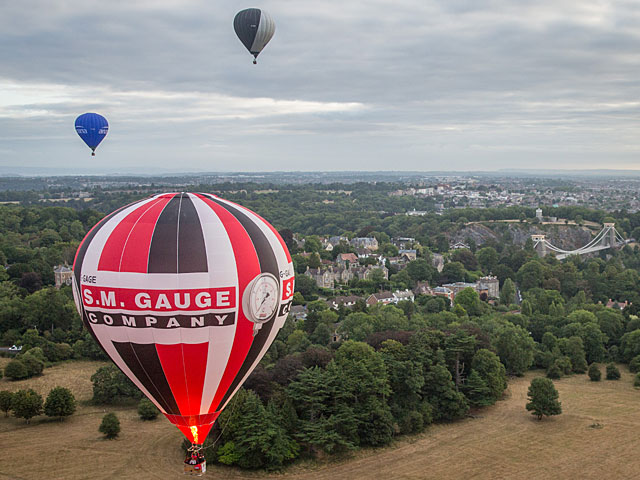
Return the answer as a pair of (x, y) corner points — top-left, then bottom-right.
(431, 286), (454, 304)
(336, 253), (359, 266)
(393, 289), (415, 303)
(351, 237), (379, 251)
(476, 276), (500, 299)
(413, 282), (454, 304)
(366, 291), (396, 306)
(605, 299), (630, 310)
(327, 295), (363, 310)
(399, 249), (417, 261)
(407, 209), (428, 216)
(392, 237), (416, 249)
(450, 241), (470, 250)
(305, 267), (335, 289)
(442, 282), (478, 297)
(289, 305), (307, 322)
(355, 265), (389, 280)
(54, 265), (73, 288)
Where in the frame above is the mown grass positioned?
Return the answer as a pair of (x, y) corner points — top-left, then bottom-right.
(0, 364), (638, 480)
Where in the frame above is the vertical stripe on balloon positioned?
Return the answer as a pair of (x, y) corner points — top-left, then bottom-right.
(157, 343), (209, 416)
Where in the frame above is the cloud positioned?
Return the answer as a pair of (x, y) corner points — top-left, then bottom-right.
(1, 0), (640, 172)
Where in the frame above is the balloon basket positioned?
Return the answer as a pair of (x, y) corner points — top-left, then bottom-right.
(184, 444), (206, 476)
(183, 461), (206, 476)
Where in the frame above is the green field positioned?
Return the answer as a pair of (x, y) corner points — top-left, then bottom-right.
(0, 361), (638, 480)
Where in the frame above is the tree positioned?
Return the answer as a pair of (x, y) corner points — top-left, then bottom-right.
(477, 247), (499, 273)
(634, 373), (640, 388)
(4, 359), (29, 380)
(215, 389), (299, 468)
(629, 355), (640, 374)
(526, 377), (561, 420)
(588, 363), (601, 381)
(454, 287), (483, 317)
(517, 261), (544, 291)
(494, 323), (535, 376)
(560, 336), (588, 373)
(287, 367), (358, 455)
(471, 349), (507, 401)
(500, 278), (516, 305)
(137, 398), (159, 420)
(463, 370), (494, 407)
(44, 386), (76, 420)
(606, 363), (621, 380)
(406, 258), (434, 283)
(0, 390), (13, 417)
(11, 389), (43, 423)
(99, 412), (121, 439)
(91, 365), (142, 404)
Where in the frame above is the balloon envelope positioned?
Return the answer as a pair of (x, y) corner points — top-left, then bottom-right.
(72, 193), (294, 444)
(234, 8), (275, 61)
(75, 113), (108, 153)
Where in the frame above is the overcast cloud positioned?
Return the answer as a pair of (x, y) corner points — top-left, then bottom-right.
(1, 0), (639, 173)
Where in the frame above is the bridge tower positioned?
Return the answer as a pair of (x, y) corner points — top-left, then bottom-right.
(603, 223), (616, 246)
(532, 234), (547, 256)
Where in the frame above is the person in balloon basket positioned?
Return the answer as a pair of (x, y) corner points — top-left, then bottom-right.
(185, 452), (205, 467)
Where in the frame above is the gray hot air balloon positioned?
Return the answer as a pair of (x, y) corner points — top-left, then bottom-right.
(233, 8), (275, 64)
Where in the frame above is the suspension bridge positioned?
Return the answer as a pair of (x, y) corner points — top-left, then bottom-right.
(532, 223), (629, 260)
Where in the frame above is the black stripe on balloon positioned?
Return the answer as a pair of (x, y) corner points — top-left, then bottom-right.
(178, 194), (208, 273)
(234, 8), (260, 52)
(148, 193), (181, 273)
(113, 341), (180, 415)
(204, 195), (280, 411)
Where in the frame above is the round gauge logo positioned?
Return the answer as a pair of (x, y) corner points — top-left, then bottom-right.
(243, 273), (280, 336)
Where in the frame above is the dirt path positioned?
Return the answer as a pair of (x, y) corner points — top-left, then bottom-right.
(0, 366), (639, 479)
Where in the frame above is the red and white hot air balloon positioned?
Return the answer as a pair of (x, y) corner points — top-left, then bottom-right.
(72, 192), (294, 455)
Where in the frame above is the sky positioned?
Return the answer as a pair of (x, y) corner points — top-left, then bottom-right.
(1, 0), (640, 174)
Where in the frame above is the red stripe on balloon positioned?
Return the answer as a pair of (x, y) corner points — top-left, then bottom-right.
(195, 194), (260, 414)
(97, 196), (171, 272)
(119, 197), (174, 272)
(157, 342), (209, 416)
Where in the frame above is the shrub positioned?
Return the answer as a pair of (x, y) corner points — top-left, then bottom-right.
(44, 387), (76, 420)
(588, 364), (601, 381)
(556, 356), (573, 375)
(20, 355), (44, 377)
(99, 413), (121, 439)
(629, 355), (640, 374)
(634, 373), (640, 388)
(546, 362), (563, 379)
(606, 363), (621, 380)
(0, 391), (14, 417)
(4, 360), (29, 380)
(23, 347), (45, 362)
(91, 365), (142, 404)
(11, 389), (43, 423)
(137, 398), (159, 420)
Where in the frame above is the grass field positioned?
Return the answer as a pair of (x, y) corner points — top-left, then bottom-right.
(0, 363), (639, 480)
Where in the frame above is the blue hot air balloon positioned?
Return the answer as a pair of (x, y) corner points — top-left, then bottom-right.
(75, 113), (109, 156)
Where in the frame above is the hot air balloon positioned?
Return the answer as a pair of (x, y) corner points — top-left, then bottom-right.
(72, 192), (294, 467)
(75, 113), (109, 156)
(234, 8), (275, 64)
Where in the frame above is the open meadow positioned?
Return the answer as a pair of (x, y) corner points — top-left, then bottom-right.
(0, 362), (638, 480)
